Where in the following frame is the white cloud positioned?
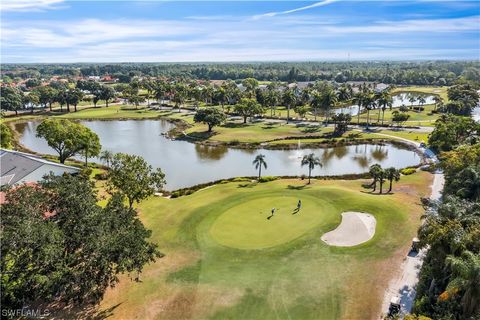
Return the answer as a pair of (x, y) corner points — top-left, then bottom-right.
(2, 14), (478, 62)
(1, 0), (65, 12)
(324, 16), (480, 33)
(252, 0), (338, 20)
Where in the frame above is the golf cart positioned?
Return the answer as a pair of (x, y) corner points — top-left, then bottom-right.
(388, 296), (401, 316)
(411, 237), (420, 253)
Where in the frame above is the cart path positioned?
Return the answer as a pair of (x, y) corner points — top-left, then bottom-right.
(380, 170), (444, 318)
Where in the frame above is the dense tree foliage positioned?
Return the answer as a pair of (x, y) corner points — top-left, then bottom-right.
(36, 118), (101, 163)
(3, 61), (479, 85)
(0, 123), (13, 148)
(193, 107), (227, 132)
(428, 115), (479, 152)
(414, 115), (480, 319)
(107, 153), (166, 208)
(1, 174), (162, 310)
(234, 98), (264, 123)
(0, 87), (23, 115)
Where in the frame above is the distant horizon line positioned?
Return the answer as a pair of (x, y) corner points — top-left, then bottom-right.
(3, 59), (479, 65)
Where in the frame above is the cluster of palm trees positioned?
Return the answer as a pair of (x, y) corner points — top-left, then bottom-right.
(368, 164), (401, 193)
(7, 74), (403, 127)
(253, 153), (322, 184)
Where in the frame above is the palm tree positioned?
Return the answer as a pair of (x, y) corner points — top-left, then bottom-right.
(378, 168), (386, 194)
(377, 91), (393, 125)
(301, 153), (322, 184)
(283, 88), (296, 124)
(320, 88), (338, 124)
(310, 91), (322, 121)
(369, 164), (382, 192)
(337, 84), (352, 102)
(363, 92), (376, 128)
(385, 167), (400, 193)
(446, 251), (480, 318)
(408, 95), (416, 108)
(252, 154), (267, 179)
(100, 150), (114, 168)
(433, 95), (443, 112)
(353, 91), (365, 125)
(418, 96), (426, 109)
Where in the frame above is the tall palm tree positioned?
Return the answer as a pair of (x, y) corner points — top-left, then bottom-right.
(369, 164), (382, 192)
(252, 154), (267, 179)
(418, 96), (426, 109)
(310, 91), (322, 121)
(100, 150), (114, 168)
(321, 88), (338, 124)
(433, 95), (443, 112)
(446, 251), (480, 318)
(363, 92), (376, 128)
(408, 95), (416, 108)
(301, 153), (322, 184)
(353, 91), (365, 125)
(378, 168), (386, 194)
(283, 88), (296, 124)
(385, 167), (400, 193)
(377, 91), (393, 125)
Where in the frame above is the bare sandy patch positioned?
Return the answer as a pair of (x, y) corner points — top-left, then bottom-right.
(321, 212), (376, 247)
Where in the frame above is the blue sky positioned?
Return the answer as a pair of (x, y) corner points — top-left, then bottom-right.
(1, 0), (479, 62)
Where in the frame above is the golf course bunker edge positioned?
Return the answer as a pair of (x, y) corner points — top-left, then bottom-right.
(321, 212), (376, 247)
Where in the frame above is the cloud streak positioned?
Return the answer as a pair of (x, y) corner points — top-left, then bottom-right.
(1, 0), (65, 12)
(252, 0), (338, 19)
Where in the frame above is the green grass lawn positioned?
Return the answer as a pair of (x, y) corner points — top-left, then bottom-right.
(98, 172), (433, 320)
(186, 120), (335, 143)
(57, 105), (162, 119)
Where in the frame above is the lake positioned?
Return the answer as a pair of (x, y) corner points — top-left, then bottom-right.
(17, 120), (421, 190)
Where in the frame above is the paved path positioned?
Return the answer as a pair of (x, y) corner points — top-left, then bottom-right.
(380, 157), (444, 318)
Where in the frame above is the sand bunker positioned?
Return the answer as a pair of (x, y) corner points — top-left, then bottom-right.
(321, 212), (376, 247)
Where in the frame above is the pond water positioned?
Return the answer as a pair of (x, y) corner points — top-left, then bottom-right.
(472, 106), (480, 122)
(17, 120), (421, 190)
(335, 93), (436, 116)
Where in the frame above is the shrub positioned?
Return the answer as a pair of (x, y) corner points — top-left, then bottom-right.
(400, 167), (417, 175)
(94, 172), (108, 180)
(229, 139), (240, 146)
(80, 167), (93, 177)
(232, 177), (250, 182)
(259, 176), (277, 183)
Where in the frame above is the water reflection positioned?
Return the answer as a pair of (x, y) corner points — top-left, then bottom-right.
(371, 145), (389, 162)
(195, 144), (228, 161)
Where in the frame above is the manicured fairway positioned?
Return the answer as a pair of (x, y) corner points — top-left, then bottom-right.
(98, 172), (433, 320)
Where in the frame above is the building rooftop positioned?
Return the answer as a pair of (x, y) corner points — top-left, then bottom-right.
(0, 149), (80, 186)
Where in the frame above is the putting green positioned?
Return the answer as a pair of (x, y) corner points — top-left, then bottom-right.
(209, 195), (336, 249)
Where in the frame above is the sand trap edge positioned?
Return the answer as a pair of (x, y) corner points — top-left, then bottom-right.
(321, 211), (376, 247)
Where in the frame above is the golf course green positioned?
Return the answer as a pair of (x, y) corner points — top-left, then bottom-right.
(99, 172), (432, 320)
(210, 194), (338, 250)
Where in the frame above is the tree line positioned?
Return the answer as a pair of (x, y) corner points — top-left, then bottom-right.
(412, 115), (480, 319)
(3, 61), (480, 85)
